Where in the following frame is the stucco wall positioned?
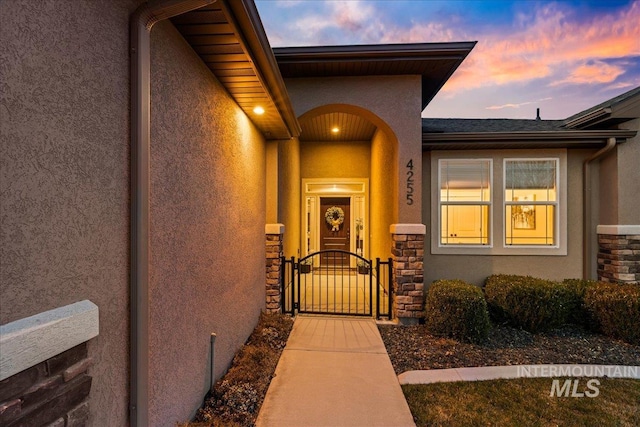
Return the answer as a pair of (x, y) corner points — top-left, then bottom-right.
(300, 140), (370, 178)
(370, 129), (397, 261)
(284, 76), (422, 223)
(266, 140), (279, 223)
(149, 21), (266, 426)
(0, 1), (138, 425)
(598, 149), (619, 225)
(598, 119), (640, 226)
(616, 118), (640, 224)
(421, 149), (591, 286)
(278, 138), (301, 257)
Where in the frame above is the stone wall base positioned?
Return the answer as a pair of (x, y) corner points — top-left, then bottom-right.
(265, 224), (285, 313)
(597, 225), (640, 284)
(0, 343), (92, 427)
(391, 224), (426, 323)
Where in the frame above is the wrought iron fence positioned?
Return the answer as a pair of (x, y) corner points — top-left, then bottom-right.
(281, 251), (393, 320)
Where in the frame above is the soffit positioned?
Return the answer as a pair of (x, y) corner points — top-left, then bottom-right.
(300, 112), (377, 142)
(171, 1), (300, 140)
(274, 42), (476, 110)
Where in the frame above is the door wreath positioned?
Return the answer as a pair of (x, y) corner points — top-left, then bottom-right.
(325, 206), (345, 231)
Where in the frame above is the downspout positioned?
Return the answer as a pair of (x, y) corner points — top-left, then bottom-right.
(582, 137), (616, 280)
(130, 1), (214, 426)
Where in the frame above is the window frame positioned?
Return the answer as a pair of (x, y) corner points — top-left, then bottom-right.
(503, 157), (560, 249)
(430, 149), (567, 256)
(437, 158), (493, 248)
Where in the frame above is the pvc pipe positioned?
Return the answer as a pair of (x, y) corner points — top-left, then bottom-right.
(210, 333), (217, 393)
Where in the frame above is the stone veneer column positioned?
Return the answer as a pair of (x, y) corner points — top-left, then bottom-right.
(597, 225), (640, 284)
(265, 224), (285, 313)
(390, 224), (426, 324)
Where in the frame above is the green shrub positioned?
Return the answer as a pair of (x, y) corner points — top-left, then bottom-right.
(584, 282), (640, 345)
(425, 279), (490, 344)
(484, 275), (575, 333)
(562, 278), (599, 327)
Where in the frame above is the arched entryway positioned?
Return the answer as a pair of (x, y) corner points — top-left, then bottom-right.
(297, 104), (399, 264)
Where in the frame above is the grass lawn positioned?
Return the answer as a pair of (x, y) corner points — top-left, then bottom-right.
(403, 377), (640, 426)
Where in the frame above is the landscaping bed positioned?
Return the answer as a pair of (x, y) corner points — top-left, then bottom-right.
(379, 322), (640, 375)
(183, 313), (293, 427)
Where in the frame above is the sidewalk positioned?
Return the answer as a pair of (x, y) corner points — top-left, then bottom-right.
(256, 316), (415, 427)
(399, 364), (640, 385)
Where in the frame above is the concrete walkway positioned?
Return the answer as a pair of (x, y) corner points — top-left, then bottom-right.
(256, 316), (415, 427)
(399, 364), (640, 385)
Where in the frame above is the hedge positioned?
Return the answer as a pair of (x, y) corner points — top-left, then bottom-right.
(484, 275), (575, 333)
(584, 282), (640, 345)
(562, 279), (599, 327)
(425, 279), (490, 344)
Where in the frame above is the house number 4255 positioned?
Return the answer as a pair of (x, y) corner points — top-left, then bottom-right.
(406, 159), (415, 205)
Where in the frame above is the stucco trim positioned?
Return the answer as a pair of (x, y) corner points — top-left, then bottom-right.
(265, 223), (285, 235)
(390, 223), (426, 235)
(597, 225), (640, 235)
(0, 300), (99, 381)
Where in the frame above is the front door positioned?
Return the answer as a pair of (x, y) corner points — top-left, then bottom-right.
(320, 197), (350, 266)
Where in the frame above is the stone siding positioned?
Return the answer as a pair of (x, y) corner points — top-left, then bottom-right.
(597, 233), (640, 284)
(266, 233), (284, 313)
(392, 233), (425, 323)
(0, 343), (92, 427)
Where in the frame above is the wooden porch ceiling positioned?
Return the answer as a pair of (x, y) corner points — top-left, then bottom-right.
(300, 112), (377, 142)
(170, 1), (300, 140)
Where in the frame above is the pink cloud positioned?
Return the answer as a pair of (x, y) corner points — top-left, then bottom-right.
(262, 0), (639, 94)
(486, 97), (553, 110)
(439, 1), (640, 94)
(551, 61), (625, 86)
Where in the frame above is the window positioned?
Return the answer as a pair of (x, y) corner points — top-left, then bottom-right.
(504, 159), (558, 246)
(431, 150), (567, 256)
(439, 159), (491, 246)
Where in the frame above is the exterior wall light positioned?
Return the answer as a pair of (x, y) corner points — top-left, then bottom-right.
(331, 127), (339, 134)
(253, 106), (265, 115)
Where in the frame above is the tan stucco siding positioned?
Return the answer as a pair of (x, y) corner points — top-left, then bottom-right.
(371, 129), (397, 261)
(0, 1), (141, 424)
(616, 118), (640, 224)
(149, 21), (266, 426)
(599, 148), (619, 225)
(300, 140), (371, 178)
(279, 138), (301, 257)
(421, 150), (590, 286)
(598, 118), (640, 226)
(266, 140), (279, 223)
(284, 76), (423, 224)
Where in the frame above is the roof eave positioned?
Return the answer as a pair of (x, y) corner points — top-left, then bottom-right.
(274, 41), (477, 110)
(274, 42), (477, 60)
(223, 0), (301, 138)
(422, 130), (637, 150)
(420, 42), (476, 109)
(563, 107), (612, 129)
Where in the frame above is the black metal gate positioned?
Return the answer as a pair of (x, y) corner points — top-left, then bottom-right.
(281, 250), (393, 319)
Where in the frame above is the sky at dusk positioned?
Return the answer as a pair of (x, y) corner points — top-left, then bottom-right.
(255, 0), (640, 120)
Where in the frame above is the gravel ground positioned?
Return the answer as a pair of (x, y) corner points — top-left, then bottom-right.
(378, 323), (640, 375)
